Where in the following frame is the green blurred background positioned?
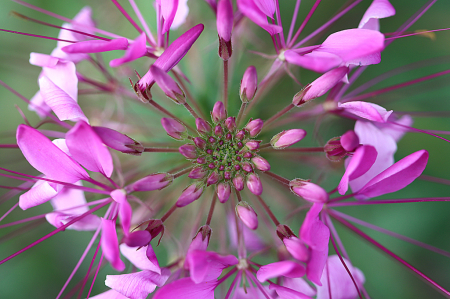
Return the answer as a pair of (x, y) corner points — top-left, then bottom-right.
(1, 0), (450, 298)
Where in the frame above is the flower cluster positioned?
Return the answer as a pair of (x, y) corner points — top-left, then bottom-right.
(1, 0), (450, 298)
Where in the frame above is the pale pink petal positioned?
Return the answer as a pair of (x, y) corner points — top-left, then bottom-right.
(171, 0), (189, 29)
(46, 212), (101, 231)
(29, 52), (59, 67)
(237, 0), (282, 35)
(43, 59), (78, 102)
(17, 125), (89, 182)
(338, 101), (393, 122)
(66, 121), (114, 177)
(187, 250), (238, 283)
(90, 289), (129, 299)
(120, 244), (161, 274)
(110, 33), (148, 67)
(357, 150), (428, 199)
(62, 38), (128, 53)
(307, 247), (328, 286)
(38, 76), (88, 123)
(19, 181), (57, 210)
(159, 0), (179, 34)
(338, 145), (377, 195)
(317, 29), (385, 64)
(284, 51), (342, 73)
(269, 284), (313, 299)
(316, 255), (365, 299)
(101, 218), (125, 271)
(379, 114), (413, 142)
(254, 0), (276, 17)
(153, 277), (218, 299)
(283, 277), (317, 297)
(106, 268), (170, 299)
(359, 0), (396, 30)
(28, 91), (51, 118)
(217, 0), (234, 42)
(257, 261), (306, 282)
(349, 121), (397, 192)
(300, 204), (329, 251)
(50, 183), (87, 213)
(52, 138), (71, 156)
(111, 189), (131, 233)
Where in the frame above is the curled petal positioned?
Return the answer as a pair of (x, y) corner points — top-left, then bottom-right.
(62, 38), (128, 53)
(38, 76), (88, 123)
(29, 52), (59, 68)
(153, 277), (217, 299)
(66, 121), (114, 177)
(120, 244), (160, 273)
(106, 268), (170, 299)
(101, 218), (125, 271)
(111, 189), (131, 233)
(17, 125), (89, 182)
(300, 204), (329, 251)
(283, 237), (309, 262)
(110, 32), (148, 67)
(46, 212), (100, 231)
(338, 101), (393, 123)
(187, 250), (238, 283)
(359, 0), (396, 30)
(357, 150), (429, 199)
(20, 181), (57, 210)
(257, 261), (306, 282)
(237, 0), (282, 35)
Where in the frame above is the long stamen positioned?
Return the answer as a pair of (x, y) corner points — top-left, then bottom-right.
(328, 197), (450, 207)
(205, 194), (217, 226)
(0, 28), (76, 43)
(128, 0), (156, 46)
(288, 0), (322, 48)
(110, 0), (144, 35)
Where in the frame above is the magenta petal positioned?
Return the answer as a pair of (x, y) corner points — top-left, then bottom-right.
(284, 236), (309, 261)
(217, 0), (234, 42)
(301, 67), (349, 102)
(357, 150), (429, 199)
(187, 250), (238, 283)
(283, 278), (317, 297)
(359, 0), (396, 30)
(307, 247), (328, 286)
(269, 284), (313, 299)
(160, 0), (179, 34)
(17, 125), (89, 182)
(153, 277), (217, 299)
(338, 145), (377, 195)
(20, 181), (57, 210)
(101, 218), (125, 271)
(257, 261), (306, 282)
(128, 173), (173, 192)
(110, 33), (147, 67)
(62, 38), (128, 53)
(106, 268), (170, 299)
(49, 183), (87, 213)
(38, 57), (78, 102)
(177, 184), (203, 207)
(124, 231), (152, 247)
(90, 289), (129, 299)
(92, 126), (144, 155)
(150, 65), (184, 100)
(38, 76), (88, 123)
(285, 50), (342, 73)
(318, 29), (385, 63)
(138, 24), (204, 90)
(300, 204), (329, 251)
(236, 0), (282, 35)
(111, 189), (131, 233)
(339, 101), (393, 123)
(120, 244), (161, 274)
(66, 121), (114, 177)
(316, 255), (365, 299)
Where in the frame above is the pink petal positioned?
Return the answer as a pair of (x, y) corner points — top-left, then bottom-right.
(92, 126), (144, 155)
(101, 218), (125, 271)
(38, 76), (88, 123)
(237, 0), (282, 35)
(46, 212), (101, 231)
(153, 277), (218, 299)
(40, 57), (78, 102)
(269, 284), (313, 299)
(127, 173), (173, 192)
(379, 114), (413, 142)
(29, 53), (59, 68)
(177, 184), (203, 207)
(124, 230), (152, 247)
(187, 250), (238, 283)
(49, 183), (87, 213)
(111, 189), (131, 233)
(120, 244), (161, 274)
(339, 101), (393, 122)
(106, 268), (170, 299)
(28, 91), (51, 119)
(172, 0), (189, 29)
(17, 125), (89, 182)
(283, 236), (309, 261)
(90, 289), (129, 299)
(138, 24), (204, 90)
(316, 255), (365, 299)
(307, 247), (328, 286)
(150, 65), (184, 100)
(317, 29), (385, 63)
(227, 213), (265, 252)
(66, 121), (114, 177)
(285, 51), (342, 73)
(254, 0), (276, 17)
(217, 0), (234, 42)
(359, 0), (396, 30)
(300, 204), (329, 251)
(283, 278), (317, 297)
(110, 32), (148, 67)
(357, 150), (428, 199)
(257, 261), (306, 282)
(20, 180), (58, 210)
(160, 0), (179, 34)
(62, 38), (128, 53)
(290, 180), (328, 203)
(338, 145), (377, 195)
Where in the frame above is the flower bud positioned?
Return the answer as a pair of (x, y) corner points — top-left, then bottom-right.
(235, 201), (258, 230)
(161, 118), (187, 140)
(126, 173), (173, 192)
(242, 162), (253, 173)
(235, 130), (246, 140)
(217, 182), (231, 203)
(177, 184), (204, 207)
(123, 230), (151, 247)
(189, 167), (208, 179)
(179, 144), (197, 159)
(212, 101), (227, 123)
(150, 65), (186, 104)
(194, 137), (207, 149)
(251, 156), (270, 172)
(240, 66), (258, 103)
(196, 118), (212, 134)
(245, 140), (260, 151)
(340, 130), (359, 151)
(246, 173), (262, 195)
(324, 130), (359, 162)
(144, 219), (165, 245)
(206, 171), (220, 186)
(225, 117), (236, 131)
(92, 126), (144, 156)
(217, 0), (233, 61)
(289, 179), (328, 203)
(270, 129), (307, 149)
(214, 125), (224, 136)
(245, 119), (264, 137)
(233, 174), (245, 191)
(276, 224), (309, 262)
